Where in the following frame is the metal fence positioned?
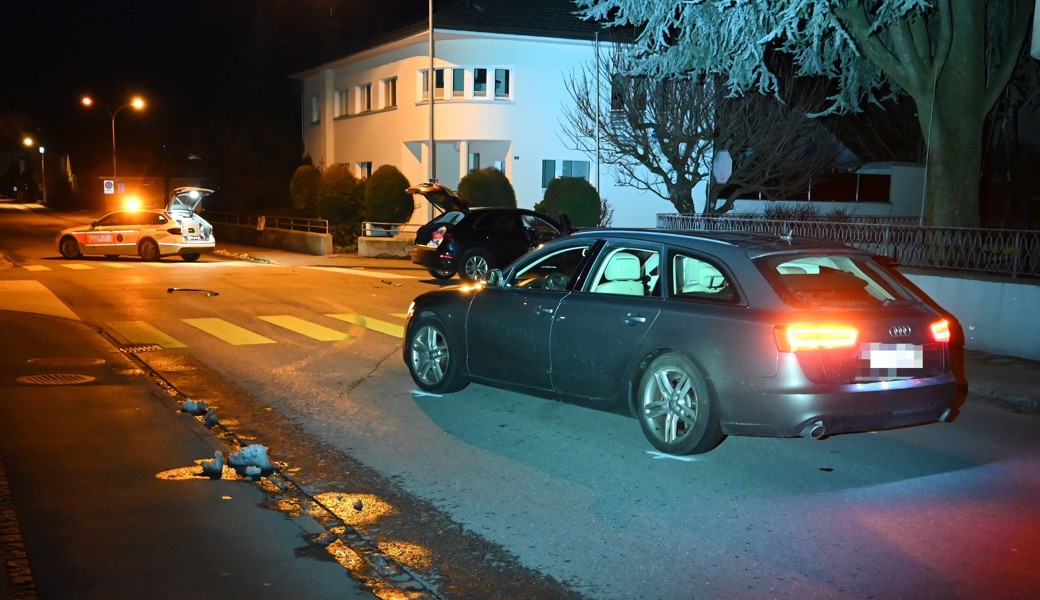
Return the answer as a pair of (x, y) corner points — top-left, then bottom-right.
(360, 221), (421, 237)
(205, 212), (330, 234)
(657, 214), (1040, 279)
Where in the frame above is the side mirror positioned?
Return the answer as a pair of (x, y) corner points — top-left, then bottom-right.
(90, 221), (98, 228)
(486, 269), (504, 287)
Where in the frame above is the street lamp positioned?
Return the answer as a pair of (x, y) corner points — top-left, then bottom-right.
(81, 95), (146, 180)
(22, 136), (46, 203)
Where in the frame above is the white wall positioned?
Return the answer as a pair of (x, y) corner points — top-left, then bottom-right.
(905, 272), (1040, 361)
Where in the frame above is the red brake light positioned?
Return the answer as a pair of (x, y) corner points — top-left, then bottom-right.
(774, 324), (858, 352)
(930, 319), (951, 343)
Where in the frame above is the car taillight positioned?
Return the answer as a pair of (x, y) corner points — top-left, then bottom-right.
(930, 319), (951, 343)
(167, 227), (182, 235)
(774, 324), (858, 352)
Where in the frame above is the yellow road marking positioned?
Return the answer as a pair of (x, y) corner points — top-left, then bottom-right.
(60, 264), (93, 270)
(0, 280), (80, 320)
(183, 318), (276, 345)
(259, 316), (353, 341)
(22, 265), (50, 271)
(391, 313), (409, 319)
(108, 321), (186, 348)
(326, 313), (404, 339)
(100, 262), (133, 269)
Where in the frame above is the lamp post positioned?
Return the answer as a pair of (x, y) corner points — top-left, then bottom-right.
(22, 136), (46, 203)
(81, 95), (145, 180)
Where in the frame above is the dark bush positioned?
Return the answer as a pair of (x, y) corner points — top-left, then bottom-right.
(316, 164), (366, 248)
(364, 164), (413, 223)
(535, 177), (602, 227)
(289, 164), (321, 215)
(458, 167), (516, 208)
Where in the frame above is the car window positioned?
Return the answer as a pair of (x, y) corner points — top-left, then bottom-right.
(757, 254), (905, 308)
(589, 247), (661, 297)
(671, 254), (736, 302)
(474, 212), (522, 232)
(429, 211), (465, 228)
(100, 213), (131, 227)
(521, 214), (560, 236)
(508, 245), (591, 290)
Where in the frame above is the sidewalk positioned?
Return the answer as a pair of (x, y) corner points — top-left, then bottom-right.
(0, 311), (379, 600)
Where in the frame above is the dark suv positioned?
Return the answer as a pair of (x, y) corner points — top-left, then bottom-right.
(408, 182), (569, 281)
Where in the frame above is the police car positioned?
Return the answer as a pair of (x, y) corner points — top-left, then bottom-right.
(57, 187), (216, 262)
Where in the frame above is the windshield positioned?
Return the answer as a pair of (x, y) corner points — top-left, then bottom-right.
(756, 254), (909, 309)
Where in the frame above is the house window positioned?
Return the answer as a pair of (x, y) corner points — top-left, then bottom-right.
(469, 153), (480, 172)
(474, 68), (488, 97)
(420, 70), (430, 101)
(357, 162), (372, 178)
(434, 69), (446, 99)
(310, 96), (320, 124)
(495, 68), (510, 98)
(381, 77), (397, 108)
(356, 83), (372, 113)
(541, 160), (556, 188)
(453, 68), (464, 98)
(334, 89), (349, 117)
(563, 160), (590, 180)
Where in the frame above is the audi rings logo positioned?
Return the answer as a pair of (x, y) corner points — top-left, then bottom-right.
(889, 325), (912, 337)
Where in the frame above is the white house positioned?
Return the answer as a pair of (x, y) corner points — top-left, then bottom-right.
(291, 0), (673, 228)
(292, 0), (926, 229)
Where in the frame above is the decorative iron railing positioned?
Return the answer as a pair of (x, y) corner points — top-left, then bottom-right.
(656, 214), (1040, 279)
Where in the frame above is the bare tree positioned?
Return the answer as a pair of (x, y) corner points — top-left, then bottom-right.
(563, 41), (846, 215)
(563, 41), (715, 214)
(707, 66), (848, 214)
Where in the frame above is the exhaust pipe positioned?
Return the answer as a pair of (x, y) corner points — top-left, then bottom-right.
(939, 408), (953, 422)
(802, 420), (826, 440)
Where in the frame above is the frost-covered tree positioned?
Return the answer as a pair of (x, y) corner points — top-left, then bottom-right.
(575, 0), (1036, 227)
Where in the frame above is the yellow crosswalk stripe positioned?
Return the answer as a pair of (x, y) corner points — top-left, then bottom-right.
(100, 262), (134, 269)
(183, 318), (276, 345)
(259, 316), (353, 341)
(326, 313), (404, 339)
(60, 264), (94, 270)
(108, 321), (187, 349)
(22, 265), (50, 271)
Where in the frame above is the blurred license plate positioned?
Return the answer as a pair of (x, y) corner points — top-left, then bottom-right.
(862, 343), (923, 369)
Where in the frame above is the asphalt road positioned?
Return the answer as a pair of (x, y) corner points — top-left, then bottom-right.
(3, 203), (1040, 600)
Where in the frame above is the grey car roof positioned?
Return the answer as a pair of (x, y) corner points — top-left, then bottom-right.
(569, 228), (866, 257)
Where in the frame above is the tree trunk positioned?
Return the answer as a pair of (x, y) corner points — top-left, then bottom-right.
(921, 110), (984, 227)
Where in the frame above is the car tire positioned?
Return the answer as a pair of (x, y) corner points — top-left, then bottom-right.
(459, 248), (493, 282)
(181, 253), (201, 262)
(406, 316), (468, 394)
(427, 268), (455, 280)
(636, 353), (725, 455)
(138, 239), (161, 262)
(59, 236), (82, 259)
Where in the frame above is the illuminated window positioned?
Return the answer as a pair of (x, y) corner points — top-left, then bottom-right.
(381, 77), (397, 108)
(334, 89), (348, 117)
(356, 83), (372, 113)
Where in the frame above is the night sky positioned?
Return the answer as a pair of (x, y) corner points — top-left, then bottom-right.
(2, 0), (429, 200)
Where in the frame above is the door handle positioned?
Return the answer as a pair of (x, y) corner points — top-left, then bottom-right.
(623, 313), (646, 325)
(535, 305), (555, 317)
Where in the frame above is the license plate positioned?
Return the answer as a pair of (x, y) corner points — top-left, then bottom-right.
(861, 343), (923, 369)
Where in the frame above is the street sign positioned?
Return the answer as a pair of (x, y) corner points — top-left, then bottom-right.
(103, 179), (115, 195)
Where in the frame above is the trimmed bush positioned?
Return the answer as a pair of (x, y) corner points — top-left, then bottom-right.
(458, 167), (516, 208)
(535, 177), (601, 227)
(316, 164), (366, 248)
(289, 164), (321, 214)
(364, 164), (413, 223)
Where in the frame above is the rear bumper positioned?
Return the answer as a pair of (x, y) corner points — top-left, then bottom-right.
(719, 373), (958, 438)
(410, 244), (455, 270)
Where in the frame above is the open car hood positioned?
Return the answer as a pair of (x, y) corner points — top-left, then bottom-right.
(167, 187), (214, 214)
(406, 182), (469, 214)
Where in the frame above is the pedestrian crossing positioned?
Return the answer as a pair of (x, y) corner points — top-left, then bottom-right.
(108, 312), (406, 349)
